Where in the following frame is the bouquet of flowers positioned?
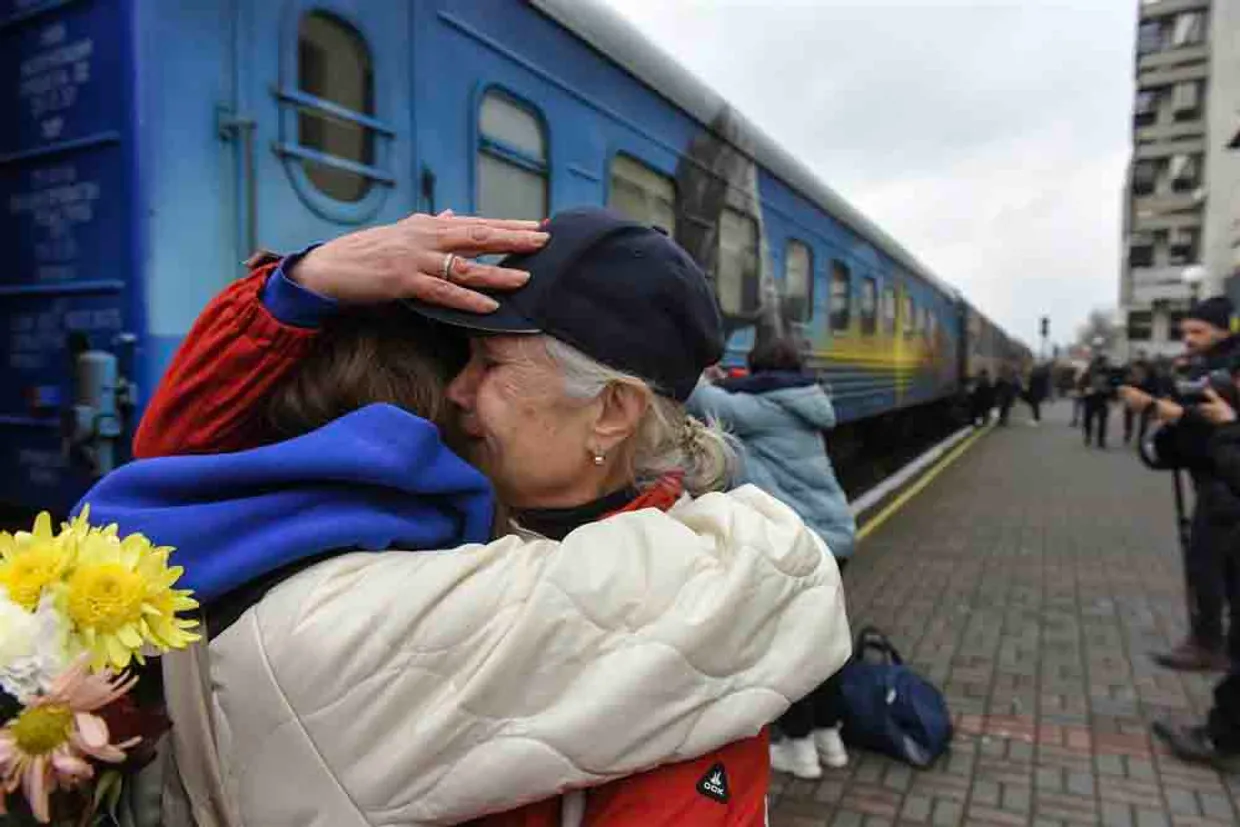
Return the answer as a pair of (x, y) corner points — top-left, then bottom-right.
(0, 509), (200, 825)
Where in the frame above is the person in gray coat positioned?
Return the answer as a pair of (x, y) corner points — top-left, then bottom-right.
(690, 336), (856, 779)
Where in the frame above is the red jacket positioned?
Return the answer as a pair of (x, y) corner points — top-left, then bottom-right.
(134, 262), (771, 826)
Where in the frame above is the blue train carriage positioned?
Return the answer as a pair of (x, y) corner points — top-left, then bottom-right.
(963, 302), (1032, 385)
(0, 0), (970, 515)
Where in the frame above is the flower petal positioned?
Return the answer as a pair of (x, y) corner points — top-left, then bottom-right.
(74, 712), (109, 749)
(50, 750), (92, 783)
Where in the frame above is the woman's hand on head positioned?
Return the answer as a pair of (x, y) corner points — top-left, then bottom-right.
(289, 210), (548, 312)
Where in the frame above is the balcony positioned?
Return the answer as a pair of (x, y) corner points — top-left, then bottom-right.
(1139, 0), (1211, 20)
(1134, 137), (1206, 159)
(1138, 61), (1209, 86)
(1138, 45), (1210, 72)
(1128, 266), (1195, 305)
(1134, 120), (1205, 143)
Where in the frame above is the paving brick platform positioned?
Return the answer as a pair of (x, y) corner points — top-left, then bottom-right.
(769, 401), (1238, 827)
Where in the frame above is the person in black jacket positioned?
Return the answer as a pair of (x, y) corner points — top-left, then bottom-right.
(971, 371), (995, 425)
(1080, 356), (1115, 448)
(1123, 359), (1155, 446)
(1153, 378), (1240, 768)
(1025, 363), (1051, 425)
(1122, 296), (1240, 672)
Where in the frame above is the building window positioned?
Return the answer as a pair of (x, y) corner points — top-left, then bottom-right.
(1169, 154), (1200, 192)
(478, 91), (548, 222)
(1170, 310), (1186, 340)
(881, 286), (896, 335)
(608, 155), (676, 234)
(1133, 159), (1158, 196)
(902, 294), (915, 337)
(717, 208), (760, 315)
(1168, 227), (1200, 264)
(830, 261), (851, 332)
(784, 239), (813, 323)
(1134, 89), (1159, 127)
(1128, 311), (1153, 342)
(1129, 238), (1155, 267)
(297, 12), (376, 203)
(1172, 11), (1205, 47)
(860, 277), (878, 335)
(1137, 20), (1163, 55)
(1171, 81), (1203, 121)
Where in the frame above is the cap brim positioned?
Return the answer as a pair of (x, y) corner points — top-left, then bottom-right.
(403, 297), (542, 335)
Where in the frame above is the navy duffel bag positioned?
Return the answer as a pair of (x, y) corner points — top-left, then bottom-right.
(838, 626), (953, 767)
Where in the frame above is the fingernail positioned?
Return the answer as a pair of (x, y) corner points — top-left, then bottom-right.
(481, 297), (499, 312)
(514, 270), (532, 283)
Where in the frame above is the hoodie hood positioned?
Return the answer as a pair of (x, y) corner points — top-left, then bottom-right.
(75, 404), (494, 603)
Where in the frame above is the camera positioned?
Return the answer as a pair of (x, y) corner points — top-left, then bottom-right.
(1176, 368), (1239, 406)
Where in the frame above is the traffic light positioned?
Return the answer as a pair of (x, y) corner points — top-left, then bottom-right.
(1039, 316), (1049, 338)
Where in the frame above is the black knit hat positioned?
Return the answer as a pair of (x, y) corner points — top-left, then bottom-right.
(1186, 296), (1235, 332)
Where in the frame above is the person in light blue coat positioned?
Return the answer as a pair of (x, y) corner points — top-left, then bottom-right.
(689, 341), (856, 560)
(689, 336), (856, 780)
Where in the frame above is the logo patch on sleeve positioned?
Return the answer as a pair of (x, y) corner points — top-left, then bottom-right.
(696, 762), (730, 804)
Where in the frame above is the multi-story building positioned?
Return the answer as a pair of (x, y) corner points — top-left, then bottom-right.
(1120, 0), (1240, 358)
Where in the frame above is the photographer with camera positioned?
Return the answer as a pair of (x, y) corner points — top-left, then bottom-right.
(1153, 371), (1240, 768)
(1121, 296), (1240, 673)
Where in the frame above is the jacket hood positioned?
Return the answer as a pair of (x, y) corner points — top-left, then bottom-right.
(762, 385), (836, 429)
(75, 404), (494, 603)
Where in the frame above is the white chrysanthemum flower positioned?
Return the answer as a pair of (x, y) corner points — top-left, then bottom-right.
(0, 589), (70, 702)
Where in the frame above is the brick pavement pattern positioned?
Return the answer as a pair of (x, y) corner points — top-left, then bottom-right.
(768, 402), (1239, 826)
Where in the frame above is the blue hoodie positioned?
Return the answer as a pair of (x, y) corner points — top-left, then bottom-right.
(75, 404), (494, 603)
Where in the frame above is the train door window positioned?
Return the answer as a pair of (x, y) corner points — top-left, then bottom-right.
(829, 261), (851, 332)
(478, 91), (548, 221)
(784, 239), (812, 323)
(297, 12), (376, 202)
(609, 155), (676, 234)
(902, 294), (915, 338)
(881, 287), (896, 335)
(860, 277), (877, 335)
(717, 208), (759, 315)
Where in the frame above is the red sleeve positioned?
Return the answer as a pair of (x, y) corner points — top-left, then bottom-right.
(582, 732), (770, 826)
(132, 259), (321, 458)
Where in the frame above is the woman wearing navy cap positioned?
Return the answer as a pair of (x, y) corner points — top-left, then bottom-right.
(85, 209), (850, 826)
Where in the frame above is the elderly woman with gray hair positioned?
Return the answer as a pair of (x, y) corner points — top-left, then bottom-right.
(84, 208), (849, 826)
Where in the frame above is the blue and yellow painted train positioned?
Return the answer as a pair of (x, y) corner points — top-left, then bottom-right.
(0, 0), (1030, 514)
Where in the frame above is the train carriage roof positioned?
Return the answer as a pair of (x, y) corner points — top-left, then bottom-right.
(531, 0), (961, 300)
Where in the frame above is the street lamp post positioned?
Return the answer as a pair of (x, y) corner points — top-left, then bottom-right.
(1183, 264), (1208, 303)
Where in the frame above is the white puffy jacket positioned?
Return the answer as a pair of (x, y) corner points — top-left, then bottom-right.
(177, 486), (850, 826)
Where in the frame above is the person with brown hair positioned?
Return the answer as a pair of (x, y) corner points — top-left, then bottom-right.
(82, 209), (850, 826)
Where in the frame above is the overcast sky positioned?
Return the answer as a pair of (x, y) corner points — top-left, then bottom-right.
(603, 0), (1137, 348)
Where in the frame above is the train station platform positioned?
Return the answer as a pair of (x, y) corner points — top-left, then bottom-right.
(769, 401), (1237, 827)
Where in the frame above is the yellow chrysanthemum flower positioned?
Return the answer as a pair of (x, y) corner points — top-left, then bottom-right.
(57, 525), (200, 671)
(0, 512), (73, 611)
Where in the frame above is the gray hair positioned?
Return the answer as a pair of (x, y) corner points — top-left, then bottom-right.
(543, 337), (737, 496)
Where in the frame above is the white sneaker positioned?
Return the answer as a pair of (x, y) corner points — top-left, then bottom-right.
(770, 736), (822, 780)
(813, 726), (849, 768)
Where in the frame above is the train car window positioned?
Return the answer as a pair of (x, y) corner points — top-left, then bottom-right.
(297, 12), (376, 202)
(478, 91), (548, 221)
(784, 239), (812, 322)
(902, 294), (915, 338)
(717, 208), (759, 315)
(881, 287), (896, 335)
(860, 277), (878, 335)
(829, 261), (851, 332)
(609, 155), (676, 234)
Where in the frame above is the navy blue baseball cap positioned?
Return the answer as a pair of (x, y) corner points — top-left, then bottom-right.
(407, 207), (724, 402)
